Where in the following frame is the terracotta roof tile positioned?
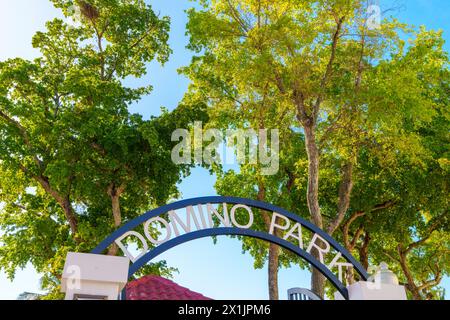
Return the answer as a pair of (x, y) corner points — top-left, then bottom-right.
(126, 275), (212, 300)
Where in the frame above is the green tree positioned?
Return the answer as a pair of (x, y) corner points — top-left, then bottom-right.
(0, 0), (201, 297)
(339, 65), (450, 300)
(183, 0), (448, 298)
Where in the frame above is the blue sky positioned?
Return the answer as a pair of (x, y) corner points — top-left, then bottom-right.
(0, 0), (449, 300)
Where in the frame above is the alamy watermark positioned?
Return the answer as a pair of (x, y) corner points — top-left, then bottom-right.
(171, 122), (279, 176)
(66, 264), (82, 290)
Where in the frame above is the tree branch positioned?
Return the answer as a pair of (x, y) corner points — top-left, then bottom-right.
(404, 211), (448, 254)
(342, 200), (396, 248)
(225, 0), (249, 33)
(417, 270), (442, 292)
(0, 109), (44, 170)
(327, 162), (354, 235)
(312, 16), (345, 120)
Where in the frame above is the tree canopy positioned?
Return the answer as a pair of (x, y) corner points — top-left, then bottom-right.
(0, 0), (448, 300)
(182, 0), (449, 299)
(0, 0), (205, 298)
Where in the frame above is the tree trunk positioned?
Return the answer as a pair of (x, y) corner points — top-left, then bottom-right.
(398, 246), (422, 300)
(258, 183), (280, 300)
(327, 162), (354, 235)
(34, 174), (79, 241)
(359, 232), (370, 270)
(61, 196), (78, 239)
(268, 242), (280, 300)
(343, 231), (370, 285)
(303, 122), (322, 229)
(107, 183), (124, 256)
(311, 268), (326, 298)
(303, 121), (326, 298)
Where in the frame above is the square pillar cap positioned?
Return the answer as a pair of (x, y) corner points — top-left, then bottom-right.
(61, 252), (130, 292)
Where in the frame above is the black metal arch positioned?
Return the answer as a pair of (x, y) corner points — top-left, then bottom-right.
(92, 196), (369, 300)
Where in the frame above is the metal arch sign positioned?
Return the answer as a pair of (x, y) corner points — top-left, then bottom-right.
(92, 196), (369, 299)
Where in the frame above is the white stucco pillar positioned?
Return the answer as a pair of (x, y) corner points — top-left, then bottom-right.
(61, 252), (130, 300)
(335, 262), (407, 300)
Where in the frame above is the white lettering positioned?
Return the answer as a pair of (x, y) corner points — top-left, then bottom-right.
(111, 202), (357, 286)
(144, 217), (172, 245)
(169, 206), (202, 236)
(269, 212), (291, 235)
(196, 204), (208, 229)
(306, 233), (331, 264)
(283, 222), (304, 249)
(230, 204), (254, 229)
(328, 252), (354, 283)
(207, 203), (231, 227)
(115, 231), (149, 263)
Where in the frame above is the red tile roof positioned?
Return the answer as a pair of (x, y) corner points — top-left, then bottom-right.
(126, 275), (213, 300)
